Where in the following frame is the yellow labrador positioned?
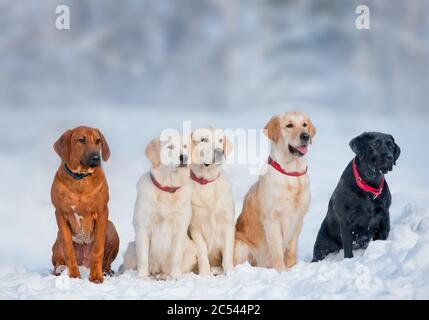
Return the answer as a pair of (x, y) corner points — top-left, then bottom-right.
(120, 135), (197, 279)
(190, 128), (235, 275)
(234, 112), (316, 272)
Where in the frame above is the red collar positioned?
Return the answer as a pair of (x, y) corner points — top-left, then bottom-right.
(352, 158), (385, 199)
(150, 173), (180, 193)
(268, 156), (308, 177)
(190, 170), (219, 185)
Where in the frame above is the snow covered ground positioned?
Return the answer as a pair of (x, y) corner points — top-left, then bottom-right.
(0, 105), (428, 299)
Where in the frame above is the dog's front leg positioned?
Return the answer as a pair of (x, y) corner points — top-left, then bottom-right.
(55, 209), (80, 278)
(135, 226), (150, 278)
(374, 211), (390, 241)
(89, 211), (107, 283)
(170, 221), (188, 279)
(285, 221), (303, 268)
(340, 222), (353, 258)
(263, 218), (286, 272)
(222, 223), (235, 274)
(191, 230), (210, 276)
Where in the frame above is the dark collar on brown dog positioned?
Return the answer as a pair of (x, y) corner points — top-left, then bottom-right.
(63, 163), (92, 180)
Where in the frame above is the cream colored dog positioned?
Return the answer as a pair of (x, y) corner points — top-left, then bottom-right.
(189, 128), (235, 275)
(234, 112), (316, 272)
(120, 134), (197, 279)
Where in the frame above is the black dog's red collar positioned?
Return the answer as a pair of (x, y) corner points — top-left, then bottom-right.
(150, 173), (180, 193)
(268, 156), (308, 177)
(190, 170), (219, 185)
(352, 158), (384, 199)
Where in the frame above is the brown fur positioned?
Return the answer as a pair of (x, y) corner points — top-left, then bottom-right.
(51, 126), (119, 283)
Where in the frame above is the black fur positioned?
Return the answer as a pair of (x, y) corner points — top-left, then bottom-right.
(312, 132), (400, 262)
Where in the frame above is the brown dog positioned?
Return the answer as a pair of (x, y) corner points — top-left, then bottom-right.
(51, 126), (119, 283)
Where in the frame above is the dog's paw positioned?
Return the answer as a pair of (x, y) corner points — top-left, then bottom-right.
(137, 270), (149, 279)
(68, 267), (81, 279)
(89, 270), (104, 284)
(103, 270), (115, 277)
(198, 265), (211, 277)
(273, 263), (287, 273)
(170, 270), (182, 280)
(222, 263), (234, 275)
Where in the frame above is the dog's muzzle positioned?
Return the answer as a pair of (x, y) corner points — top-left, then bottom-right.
(83, 152), (101, 168)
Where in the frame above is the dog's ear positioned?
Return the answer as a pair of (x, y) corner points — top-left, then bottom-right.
(306, 117), (316, 144)
(54, 129), (73, 163)
(97, 129), (110, 162)
(264, 115), (280, 143)
(145, 138), (161, 168)
(223, 136), (233, 159)
(349, 133), (367, 158)
(389, 135), (401, 165)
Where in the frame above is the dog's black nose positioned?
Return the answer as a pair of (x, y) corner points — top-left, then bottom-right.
(179, 154), (188, 164)
(87, 153), (101, 167)
(300, 132), (310, 142)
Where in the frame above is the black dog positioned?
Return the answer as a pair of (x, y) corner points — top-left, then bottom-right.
(312, 132), (400, 262)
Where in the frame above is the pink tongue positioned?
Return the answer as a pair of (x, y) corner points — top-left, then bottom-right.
(296, 146), (308, 155)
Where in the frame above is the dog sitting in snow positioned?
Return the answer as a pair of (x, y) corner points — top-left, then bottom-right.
(312, 132), (400, 262)
(189, 127), (235, 275)
(234, 112), (316, 271)
(51, 126), (119, 283)
(120, 135), (197, 279)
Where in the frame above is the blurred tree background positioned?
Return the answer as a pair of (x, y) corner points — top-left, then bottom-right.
(0, 0), (428, 113)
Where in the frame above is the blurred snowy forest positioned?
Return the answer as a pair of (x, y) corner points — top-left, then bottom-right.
(0, 0), (428, 113)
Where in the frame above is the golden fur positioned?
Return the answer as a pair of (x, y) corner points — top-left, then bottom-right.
(120, 135), (197, 279)
(189, 128), (235, 275)
(234, 112), (316, 271)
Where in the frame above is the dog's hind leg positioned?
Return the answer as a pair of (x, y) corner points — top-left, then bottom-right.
(103, 221), (120, 276)
(312, 217), (340, 262)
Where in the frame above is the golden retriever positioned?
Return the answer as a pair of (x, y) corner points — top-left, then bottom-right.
(120, 134), (197, 279)
(189, 127), (235, 275)
(234, 112), (316, 272)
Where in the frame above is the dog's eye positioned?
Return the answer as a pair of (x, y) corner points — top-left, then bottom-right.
(303, 123), (307, 127)
(78, 138), (86, 144)
(219, 139), (223, 143)
(201, 137), (207, 142)
(183, 144), (187, 149)
(95, 138), (101, 144)
(167, 145), (174, 150)
(286, 123), (294, 128)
